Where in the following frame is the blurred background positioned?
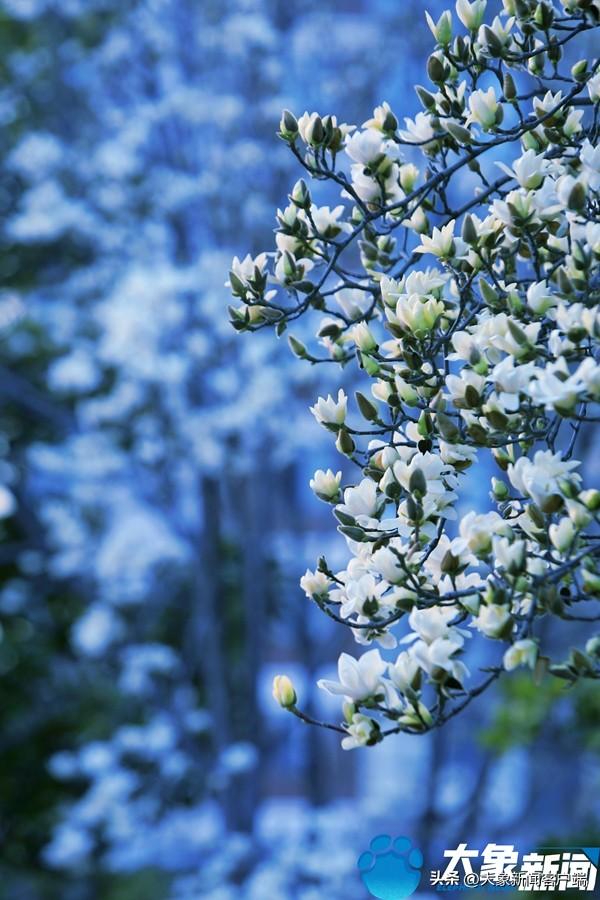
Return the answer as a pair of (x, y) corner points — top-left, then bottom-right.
(0, 0), (598, 897)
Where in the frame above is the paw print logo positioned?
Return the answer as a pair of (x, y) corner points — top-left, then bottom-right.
(357, 835), (423, 900)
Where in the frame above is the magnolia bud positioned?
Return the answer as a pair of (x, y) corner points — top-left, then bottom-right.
(288, 335), (307, 359)
(585, 636), (600, 658)
(503, 72), (517, 100)
(549, 518), (575, 553)
(336, 428), (355, 456)
(580, 489), (600, 511)
(279, 109), (298, 140)
(272, 675), (297, 708)
(290, 179), (311, 209)
(571, 59), (588, 82)
(492, 478), (509, 501)
(409, 467), (427, 498)
(306, 115), (324, 146)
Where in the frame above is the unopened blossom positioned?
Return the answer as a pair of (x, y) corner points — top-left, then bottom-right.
(310, 469), (342, 502)
(272, 675), (297, 708)
(352, 322), (377, 351)
(318, 649), (386, 701)
(503, 640), (537, 672)
(310, 389), (347, 426)
(425, 9), (453, 44)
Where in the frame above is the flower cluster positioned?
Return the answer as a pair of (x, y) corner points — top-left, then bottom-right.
(231, 0), (600, 748)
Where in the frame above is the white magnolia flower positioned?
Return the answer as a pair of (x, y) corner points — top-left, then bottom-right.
(345, 129), (386, 165)
(526, 280), (555, 315)
(335, 287), (372, 320)
(576, 357), (600, 398)
(371, 540), (407, 584)
(411, 637), (470, 683)
(363, 100), (397, 132)
(423, 533), (473, 583)
(493, 536), (526, 575)
(352, 322), (377, 351)
(445, 369), (486, 405)
(503, 639), (537, 672)
(415, 221), (461, 259)
(467, 87), (501, 130)
(457, 510), (507, 556)
(549, 517), (575, 553)
(478, 13), (514, 47)
(342, 713), (379, 750)
(310, 470), (342, 503)
(405, 605), (465, 646)
(310, 389), (347, 426)
(274, 252), (314, 285)
(337, 478), (381, 524)
(403, 267), (449, 296)
(588, 70), (600, 104)
(556, 174), (586, 209)
(338, 573), (389, 619)
(499, 150), (548, 190)
(490, 357), (537, 410)
(399, 112), (436, 145)
(581, 139), (600, 191)
(388, 651), (420, 692)
(318, 649), (386, 701)
(390, 292), (446, 333)
(349, 163), (404, 206)
(393, 451), (453, 496)
(228, 252), (268, 286)
(300, 569), (331, 599)
(456, 0), (487, 31)
(471, 603), (512, 638)
(527, 361), (585, 412)
(309, 205), (352, 237)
